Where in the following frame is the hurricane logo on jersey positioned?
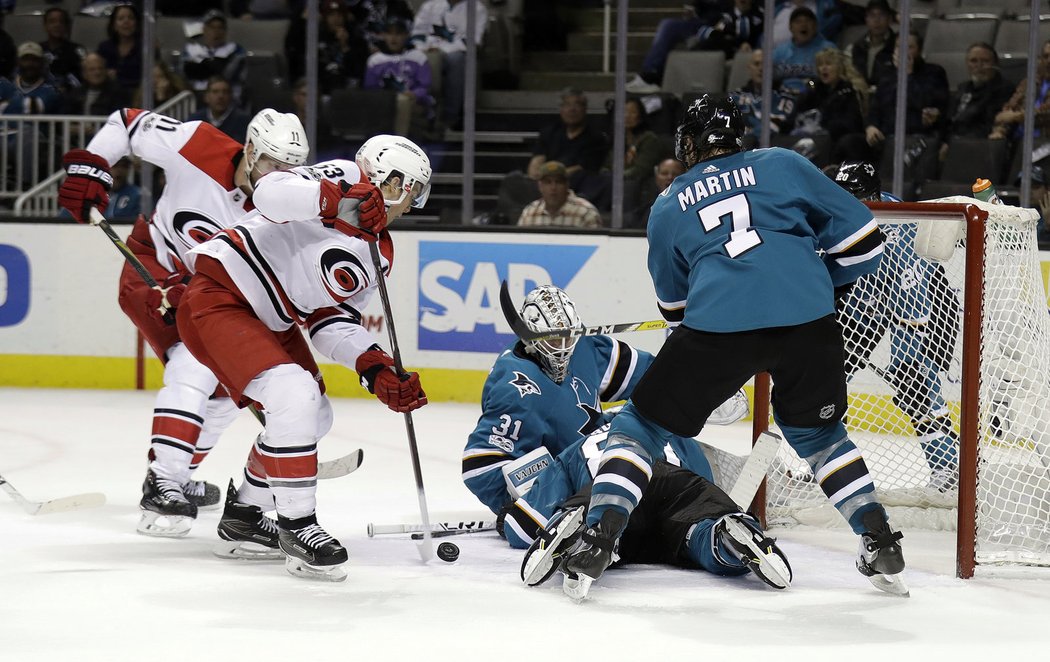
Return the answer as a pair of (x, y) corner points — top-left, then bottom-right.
(172, 211), (223, 248)
(510, 372), (541, 398)
(318, 247), (368, 301)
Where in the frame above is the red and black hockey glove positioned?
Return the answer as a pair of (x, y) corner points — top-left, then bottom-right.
(355, 346), (428, 413)
(145, 271), (191, 326)
(319, 179), (388, 242)
(58, 149), (113, 224)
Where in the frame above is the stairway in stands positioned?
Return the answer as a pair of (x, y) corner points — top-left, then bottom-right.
(422, 0), (683, 224)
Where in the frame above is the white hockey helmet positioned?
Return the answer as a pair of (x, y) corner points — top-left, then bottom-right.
(355, 134), (433, 209)
(519, 285), (583, 384)
(243, 108), (310, 180)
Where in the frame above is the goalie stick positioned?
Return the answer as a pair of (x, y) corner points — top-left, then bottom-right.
(0, 474), (106, 516)
(499, 280), (668, 341)
(726, 431), (781, 510)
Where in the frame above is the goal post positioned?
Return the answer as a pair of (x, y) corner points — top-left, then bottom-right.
(743, 198), (1049, 579)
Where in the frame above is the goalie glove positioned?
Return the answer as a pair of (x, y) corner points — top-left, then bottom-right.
(145, 271), (191, 326)
(319, 179), (388, 242)
(355, 346), (428, 413)
(58, 149), (113, 224)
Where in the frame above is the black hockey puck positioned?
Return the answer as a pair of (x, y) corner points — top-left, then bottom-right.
(437, 542), (460, 563)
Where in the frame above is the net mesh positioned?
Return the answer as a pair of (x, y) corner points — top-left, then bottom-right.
(761, 198), (1050, 567)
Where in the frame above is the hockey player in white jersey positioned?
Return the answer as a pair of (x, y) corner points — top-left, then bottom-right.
(176, 135), (432, 581)
(57, 107), (309, 537)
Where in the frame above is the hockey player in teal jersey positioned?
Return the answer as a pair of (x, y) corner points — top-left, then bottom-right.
(508, 423), (792, 592)
(463, 284), (747, 515)
(831, 161), (960, 491)
(553, 93), (908, 600)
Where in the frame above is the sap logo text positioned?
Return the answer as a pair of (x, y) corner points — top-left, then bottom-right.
(0, 245), (31, 327)
(417, 241), (596, 353)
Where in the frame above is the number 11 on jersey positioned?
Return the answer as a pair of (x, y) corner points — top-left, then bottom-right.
(698, 193), (762, 258)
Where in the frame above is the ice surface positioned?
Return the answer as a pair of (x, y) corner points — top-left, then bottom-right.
(2, 388), (1049, 661)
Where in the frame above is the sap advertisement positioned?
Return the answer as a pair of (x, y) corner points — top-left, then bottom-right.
(418, 241), (598, 353)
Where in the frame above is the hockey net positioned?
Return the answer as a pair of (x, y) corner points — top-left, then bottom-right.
(756, 198), (1050, 577)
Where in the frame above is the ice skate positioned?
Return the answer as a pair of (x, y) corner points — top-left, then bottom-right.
(183, 479), (221, 509)
(279, 516), (348, 582)
(213, 481), (283, 561)
(716, 513), (792, 589)
(138, 469), (197, 537)
(520, 506), (586, 587)
(857, 509), (909, 597)
(561, 510), (625, 602)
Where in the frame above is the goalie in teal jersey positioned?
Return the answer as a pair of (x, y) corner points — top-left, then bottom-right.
(549, 93), (909, 600)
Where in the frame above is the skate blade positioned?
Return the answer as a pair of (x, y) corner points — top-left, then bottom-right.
(562, 572), (594, 602)
(520, 507), (585, 587)
(867, 572), (910, 597)
(136, 511), (193, 538)
(212, 541), (284, 561)
(724, 517), (791, 589)
(284, 556), (348, 583)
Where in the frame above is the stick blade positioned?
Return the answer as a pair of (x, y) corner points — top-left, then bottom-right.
(727, 432), (781, 510)
(317, 449), (364, 480)
(33, 492), (107, 516)
(499, 280), (537, 340)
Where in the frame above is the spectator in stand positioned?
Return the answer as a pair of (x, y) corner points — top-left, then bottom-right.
(0, 42), (62, 114)
(364, 17), (434, 138)
(97, 4), (143, 89)
(772, 6), (835, 96)
(731, 49), (797, 143)
(518, 161), (602, 229)
(410, 0), (487, 130)
(286, 0), (371, 90)
(626, 0), (763, 95)
(187, 76), (251, 140)
(133, 61), (189, 107)
(770, 0), (841, 49)
(632, 157), (685, 228)
(105, 157), (142, 221)
(852, 29), (948, 183)
(530, 87), (608, 207)
(990, 40), (1050, 144)
(181, 10), (247, 103)
(603, 97), (666, 186)
(843, 0), (895, 87)
(65, 52), (129, 115)
(40, 8), (87, 94)
(939, 43), (1014, 161)
(793, 47), (869, 163)
(352, 0), (416, 51)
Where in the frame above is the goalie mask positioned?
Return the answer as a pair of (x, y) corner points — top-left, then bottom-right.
(519, 286), (583, 384)
(355, 135), (433, 209)
(833, 161), (880, 201)
(674, 93), (745, 166)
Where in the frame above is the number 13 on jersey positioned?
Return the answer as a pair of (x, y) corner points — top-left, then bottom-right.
(698, 193), (762, 258)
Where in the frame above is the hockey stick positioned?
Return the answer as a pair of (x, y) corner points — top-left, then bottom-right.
(367, 518), (497, 537)
(317, 448), (364, 480)
(0, 474), (106, 516)
(499, 280), (668, 341)
(368, 241), (434, 562)
(727, 431), (781, 510)
(411, 527), (497, 540)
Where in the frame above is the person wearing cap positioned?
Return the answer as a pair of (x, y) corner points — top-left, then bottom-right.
(364, 17), (434, 137)
(0, 41), (62, 115)
(843, 0), (896, 87)
(771, 6), (835, 96)
(771, 0), (841, 49)
(517, 161), (602, 229)
(181, 10), (247, 103)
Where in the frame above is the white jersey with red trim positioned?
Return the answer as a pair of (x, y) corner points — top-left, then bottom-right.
(87, 109), (253, 272)
(186, 159), (386, 369)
